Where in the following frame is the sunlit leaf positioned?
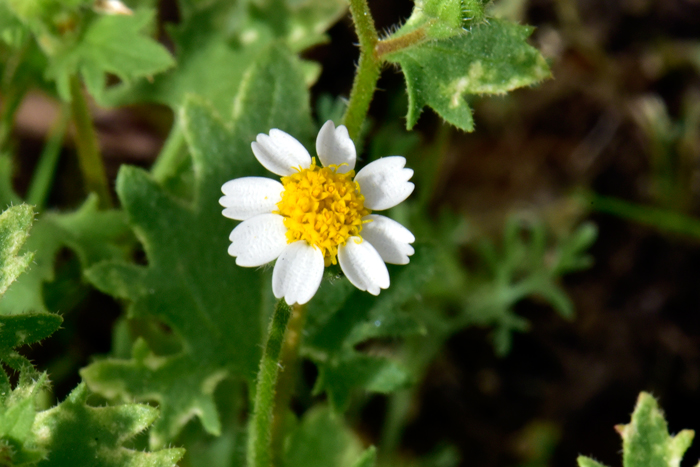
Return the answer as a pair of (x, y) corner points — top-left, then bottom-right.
(32, 383), (185, 467)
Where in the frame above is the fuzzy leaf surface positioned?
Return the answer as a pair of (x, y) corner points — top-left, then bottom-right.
(577, 392), (695, 467)
(0, 205), (33, 296)
(302, 244), (435, 411)
(384, 18), (550, 131)
(31, 383), (184, 467)
(82, 44), (313, 447)
(395, 0), (488, 39)
(0, 374), (47, 465)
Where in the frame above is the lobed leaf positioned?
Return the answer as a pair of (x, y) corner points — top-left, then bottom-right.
(0, 194), (132, 316)
(82, 43), (314, 447)
(0, 205), (62, 391)
(45, 9), (174, 101)
(384, 18), (551, 131)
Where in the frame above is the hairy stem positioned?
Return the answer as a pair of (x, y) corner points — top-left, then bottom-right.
(247, 299), (293, 467)
(342, 0), (381, 144)
(270, 303), (308, 466)
(27, 103), (70, 209)
(69, 76), (112, 208)
(375, 28), (427, 58)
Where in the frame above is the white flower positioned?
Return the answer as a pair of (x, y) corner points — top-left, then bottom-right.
(93, 0), (133, 15)
(220, 121), (415, 305)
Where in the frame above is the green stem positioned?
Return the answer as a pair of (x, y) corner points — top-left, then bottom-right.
(247, 299), (293, 467)
(26, 103), (70, 209)
(69, 75), (112, 208)
(585, 192), (700, 240)
(0, 88), (26, 151)
(342, 0), (381, 144)
(151, 117), (186, 183)
(270, 303), (308, 466)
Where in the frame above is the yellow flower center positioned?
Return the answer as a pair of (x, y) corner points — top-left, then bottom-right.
(276, 159), (371, 266)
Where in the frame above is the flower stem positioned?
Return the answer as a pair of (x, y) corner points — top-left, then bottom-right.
(69, 75), (113, 209)
(247, 299), (293, 467)
(342, 0), (381, 144)
(26, 103), (70, 209)
(270, 303), (307, 466)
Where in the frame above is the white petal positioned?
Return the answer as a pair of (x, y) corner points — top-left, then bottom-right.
(354, 156), (414, 211)
(227, 214), (287, 267)
(338, 237), (390, 295)
(251, 129), (311, 176)
(315, 120), (356, 173)
(272, 241), (324, 305)
(361, 215), (415, 265)
(219, 177), (283, 220)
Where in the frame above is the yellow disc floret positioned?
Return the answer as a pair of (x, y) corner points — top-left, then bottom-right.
(276, 159), (371, 266)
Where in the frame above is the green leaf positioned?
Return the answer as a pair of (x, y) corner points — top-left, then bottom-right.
(0, 313), (62, 376)
(0, 194), (132, 316)
(0, 204), (62, 393)
(577, 392), (695, 467)
(0, 374), (47, 466)
(45, 9), (174, 101)
(284, 406), (368, 467)
(384, 18), (551, 131)
(102, 0), (345, 112)
(81, 44), (313, 447)
(302, 244), (435, 411)
(0, 204), (33, 296)
(31, 383), (185, 467)
(101, 6), (257, 114)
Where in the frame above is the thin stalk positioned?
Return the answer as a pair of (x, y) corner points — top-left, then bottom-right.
(247, 299), (293, 467)
(0, 39), (30, 150)
(69, 75), (112, 208)
(0, 88), (26, 150)
(342, 0), (381, 144)
(585, 192), (700, 240)
(270, 303), (308, 466)
(151, 117), (186, 183)
(26, 103), (70, 209)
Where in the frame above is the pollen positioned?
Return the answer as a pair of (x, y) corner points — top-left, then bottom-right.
(276, 159), (371, 266)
